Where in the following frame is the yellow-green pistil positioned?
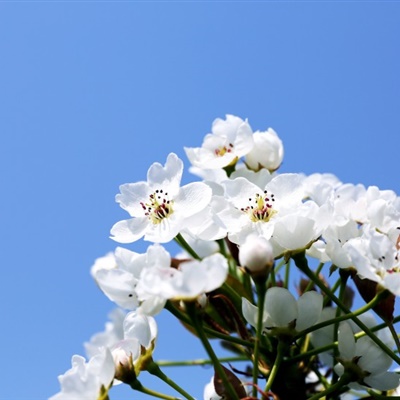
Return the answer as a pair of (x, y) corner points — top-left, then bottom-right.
(241, 190), (277, 222)
(141, 189), (174, 224)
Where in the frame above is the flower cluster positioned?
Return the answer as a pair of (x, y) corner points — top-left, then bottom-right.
(52, 115), (400, 400)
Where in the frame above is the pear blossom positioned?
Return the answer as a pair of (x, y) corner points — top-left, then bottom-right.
(245, 128), (284, 172)
(138, 253), (229, 300)
(91, 245), (170, 315)
(303, 173), (341, 206)
(220, 173), (306, 245)
(50, 348), (115, 400)
(323, 220), (361, 269)
(334, 322), (399, 391)
(343, 225), (400, 296)
(311, 309), (395, 368)
(242, 287), (323, 336)
(110, 153), (212, 243)
(184, 115), (254, 170)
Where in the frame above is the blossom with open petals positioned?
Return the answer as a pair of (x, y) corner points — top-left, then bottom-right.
(91, 245), (170, 315)
(334, 322), (399, 391)
(110, 153), (212, 243)
(220, 173), (306, 245)
(138, 253), (229, 300)
(343, 225), (400, 296)
(50, 348), (115, 400)
(185, 115), (254, 170)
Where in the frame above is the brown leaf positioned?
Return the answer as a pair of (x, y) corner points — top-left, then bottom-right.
(352, 274), (395, 321)
(214, 365), (247, 399)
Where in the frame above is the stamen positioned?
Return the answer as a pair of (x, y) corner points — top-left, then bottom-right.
(141, 188), (174, 224)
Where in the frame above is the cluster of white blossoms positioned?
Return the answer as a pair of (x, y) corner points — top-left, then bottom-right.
(52, 115), (400, 400)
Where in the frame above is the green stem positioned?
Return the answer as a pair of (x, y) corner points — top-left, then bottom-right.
(147, 361), (196, 400)
(284, 259), (290, 289)
(217, 239), (228, 257)
(186, 302), (240, 400)
(174, 233), (201, 260)
(157, 356), (248, 367)
(304, 262), (324, 293)
(293, 253), (400, 365)
(264, 341), (285, 393)
(331, 272), (348, 393)
(355, 315), (400, 338)
(252, 282), (267, 397)
(388, 321), (400, 356)
(130, 379), (180, 400)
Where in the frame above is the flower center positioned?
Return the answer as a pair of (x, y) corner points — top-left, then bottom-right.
(214, 143), (234, 157)
(241, 190), (276, 223)
(140, 189), (174, 224)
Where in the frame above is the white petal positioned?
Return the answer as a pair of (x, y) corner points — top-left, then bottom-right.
(197, 253), (228, 293)
(89, 348), (115, 391)
(147, 153), (183, 196)
(116, 182), (151, 217)
(356, 337), (392, 374)
(383, 273), (400, 296)
(363, 371), (400, 390)
(123, 312), (157, 349)
(264, 287), (297, 327)
(295, 291), (323, 331)
(175, 182), (212, 217)
(110, 218), (148, 244)
(242, 298), (259, 329)
(223, 177), (261, 209)
(266, 173), (304, 206)
(338, 322), (355, 360)
(143, 215), (181, 243)
(94, 268), (139, 310)
(273, 215), (317, 251)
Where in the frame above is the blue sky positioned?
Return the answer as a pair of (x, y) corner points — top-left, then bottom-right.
(1, 2), (399, 399)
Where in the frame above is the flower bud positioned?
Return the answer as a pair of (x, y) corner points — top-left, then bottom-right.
(111, 339), (140, 384)
(239, 235), (274, 279)
(245, 128), (284, 172)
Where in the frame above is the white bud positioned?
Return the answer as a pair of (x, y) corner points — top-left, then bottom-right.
(245, 128), (284, 172)
(239, 235), (274, 273)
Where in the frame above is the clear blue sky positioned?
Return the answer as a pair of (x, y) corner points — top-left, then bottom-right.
(1, 2), (399, 399)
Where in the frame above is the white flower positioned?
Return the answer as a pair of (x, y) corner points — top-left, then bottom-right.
(335, 322), (399, 391)
(50, 348), (115, 400)
(324, 220), (361, 269)
(242, 287), (323, 335)
(110, 153), (212, 243)
(343, 225), (400, 296)
(245, 128), (284, 172)
(311, 309), (395, 368)
(220, 173), (305, 244)
(91, 245), (170, 315)
(184, 115), (254, 170)
(138, 253), (229, 300)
